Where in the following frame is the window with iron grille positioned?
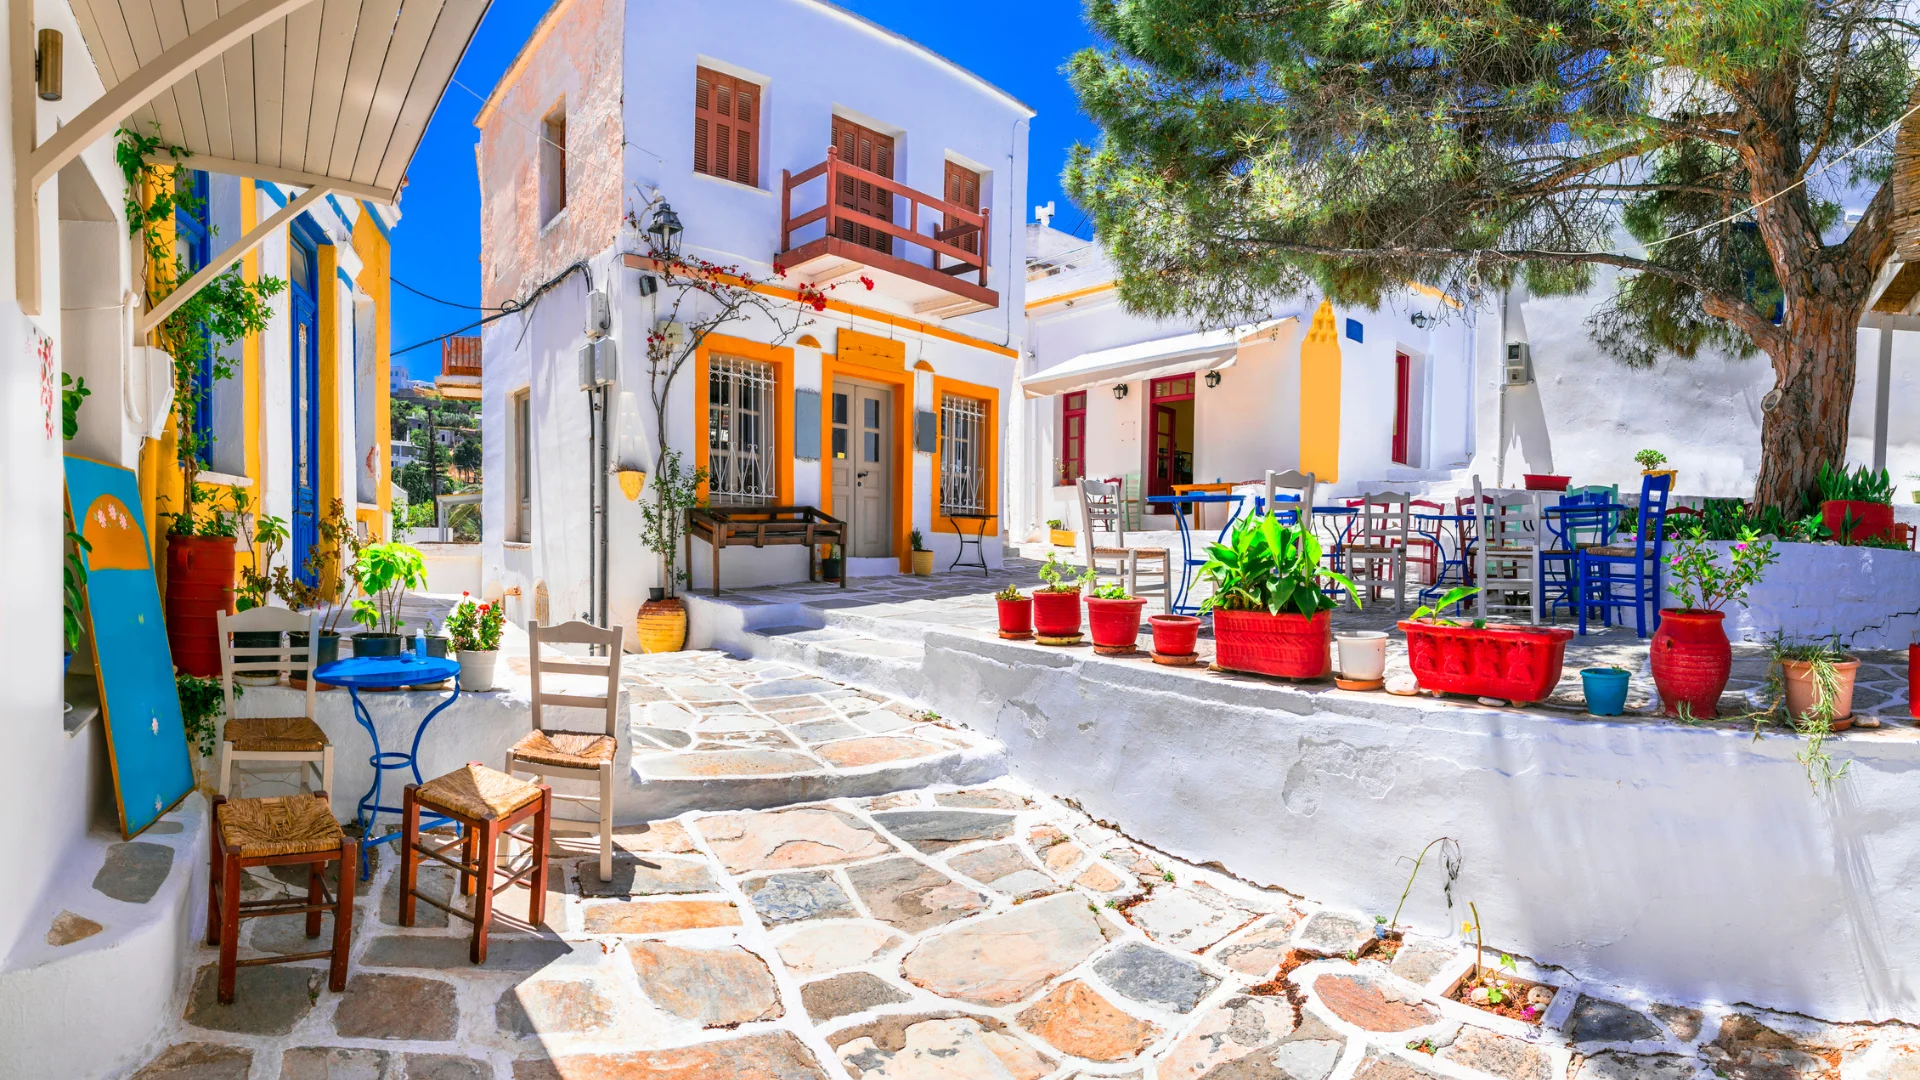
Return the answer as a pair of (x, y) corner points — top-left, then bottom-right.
(708, 355), (777, 504)
(940, 394), (988, 515)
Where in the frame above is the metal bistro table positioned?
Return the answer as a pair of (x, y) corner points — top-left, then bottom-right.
(312, 654), (462, 879)
(1147, 491), (1254, 614)
(946, 513), (993, 576)
(1412, 512), (1479, 606)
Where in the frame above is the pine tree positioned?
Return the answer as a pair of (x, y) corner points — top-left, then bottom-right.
(1066, 0), (1916, 511)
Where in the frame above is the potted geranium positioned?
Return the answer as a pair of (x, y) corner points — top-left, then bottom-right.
(1398, 585), (1576, 704)
(1199, 512), (1356, 680)
(1815, 462), (1895, 544)
(445, 593), (504, 692)
(348, 541), (427, 657)
(995, 583), (1033, 639)
(1653, 530), (1778, 718)
(910, 530), (934, 576)
(1086, 582), (1146, 654)
(1033, 551), (1093, 643)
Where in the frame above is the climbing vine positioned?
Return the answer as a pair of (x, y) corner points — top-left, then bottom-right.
(115, 126), (286, 504)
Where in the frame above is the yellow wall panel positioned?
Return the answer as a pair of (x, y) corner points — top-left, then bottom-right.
(1299, 299), (1342, 484)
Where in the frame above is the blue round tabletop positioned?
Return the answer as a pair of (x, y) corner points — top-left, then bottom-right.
(313, 655), (460, 689)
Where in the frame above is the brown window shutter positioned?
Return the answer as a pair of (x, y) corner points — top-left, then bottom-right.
(944, 161), (980, 255)
(831, 116), (894, 254)
(694, 67), (760, 187)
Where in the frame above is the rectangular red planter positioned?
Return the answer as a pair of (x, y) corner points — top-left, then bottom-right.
(1820, 499), (1894, 544)
(1397, 620), (1575, 704)
(1212, 609), (1331, 680)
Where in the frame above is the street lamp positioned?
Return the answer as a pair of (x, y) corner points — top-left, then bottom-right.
(647, 201), (684, 256)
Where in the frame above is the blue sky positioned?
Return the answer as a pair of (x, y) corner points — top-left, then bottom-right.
(388, 0), (1099, 381)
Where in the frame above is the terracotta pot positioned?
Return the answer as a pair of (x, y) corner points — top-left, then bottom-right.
(911, 550), (935, 576)
(1149, 614), (1202, 657)
(1649, 609), (1731, 719)
(996, 597), (1033, 636)
(1031, 589), (1083, 639)
(1086, 597), (1146, 650)
(164, 534), (236, 677)
(1820, 499), (1894, 544)
(1781, 657), (1860, 724)
(1398, 619), (1575, 704)
(1214, 608), (1331, 680)
(636, 595), (688, 653)
(1522, 474), (1571, 492)
(1911, 644), (1919, 721)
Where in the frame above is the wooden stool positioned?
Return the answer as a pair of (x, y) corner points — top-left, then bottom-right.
(401, 763), (552, 964)
(207, 792), (356, 1005)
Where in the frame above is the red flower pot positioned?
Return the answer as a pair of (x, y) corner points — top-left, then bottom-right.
(1650, 609), (1731, 719)
(1909, 644), (1918, 721)
(1213, 609), (1331, 680)
(1087, 597), (1147, 650)
(164, 534), (236, 677)
(1523, 474), (1571, 491)
(1032, 590), (1084, 639)
(1150, 614), (1202, 657)
(1819, 499), (1894, 544)
(997, 597), (1034, 637)
(1398, 619), (1575, 704)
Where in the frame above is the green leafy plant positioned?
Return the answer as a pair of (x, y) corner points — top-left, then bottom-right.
(61, 373), (89, 441)
(1090, 581), (1132, 600)
(161, 483), (240, 539)
(1763, 636), (1853, 790)
(1815, 462), (1894, 505)
(1666, 530), (1778, 612)
(1037, 550), (1094, 593)
(909, 529), (927, 552)
(1197, 511), (1356, 615)
(232, 489), (289, 613)
(444, 594), (504, 652)
(347, 542), (426, 635)
(1634, 449), (1667, 471)
(1046, 519), (1064, 530)
(1409, 585), (1480, 627)
(994, 583), (1025, 602)
(637, 449), (709, 596)
(175, 672), (227, 759)
(63, 530), (92, 654)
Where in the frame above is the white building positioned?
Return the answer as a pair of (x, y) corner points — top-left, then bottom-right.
(475, 0), (1032, 629)
(1017, 225), (1474, 536)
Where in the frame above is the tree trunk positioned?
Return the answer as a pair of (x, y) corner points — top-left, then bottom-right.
(1752, 303), (1860, 514)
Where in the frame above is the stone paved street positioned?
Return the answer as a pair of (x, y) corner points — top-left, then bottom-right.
(132, 649), (1920, 1079)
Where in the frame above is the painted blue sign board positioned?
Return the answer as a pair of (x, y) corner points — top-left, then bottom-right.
(64, 456), (194, 838)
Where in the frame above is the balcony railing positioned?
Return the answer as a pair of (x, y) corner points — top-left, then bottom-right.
(779, 147), (996, 315)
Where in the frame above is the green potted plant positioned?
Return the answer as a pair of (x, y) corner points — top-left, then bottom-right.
(636, 449), (706, 653)
(1652, 530), (1778, 718)
(61, 373), (90, 677)
(1635, 448), (1675, 486)
(1048, 518), (1075, 548)
(1086, 581), (1145, 654)
(1200, 512), (1357, 680)
(1399, 585), (1575, 704)
(910, 529), (934, 576)
(1033, 551), (1093, 643)
(995, 582), (1032, 639)
(347, 541), (427, 657)
(230, 495), (291, 684)
(821, 543), (844, 584)
(1771, 637), (1860, 732)
(445, 594), (504, 691)
(1815, 462), (1895, 544)
(176, 672), (226, 788)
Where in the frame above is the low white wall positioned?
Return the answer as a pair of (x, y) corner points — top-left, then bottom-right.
(1664, 542), (1920, 650)
(914, 631), (1920, 1023)
(412, 542), (483, 597)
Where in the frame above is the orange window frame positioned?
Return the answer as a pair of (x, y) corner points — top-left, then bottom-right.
(933, 375), (999, 538)
(693, 334), (794, 507)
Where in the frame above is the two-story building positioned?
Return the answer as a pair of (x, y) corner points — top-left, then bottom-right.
(475, 0), (1031, 630)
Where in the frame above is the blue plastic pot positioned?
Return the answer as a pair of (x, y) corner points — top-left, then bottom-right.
(1582, 667), (1631, 716)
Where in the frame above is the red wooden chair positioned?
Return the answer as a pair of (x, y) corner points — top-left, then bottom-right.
(1407, 499), (1443, 585)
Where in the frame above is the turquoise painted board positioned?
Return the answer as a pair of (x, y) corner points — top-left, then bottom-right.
(64, 456), (194, 837)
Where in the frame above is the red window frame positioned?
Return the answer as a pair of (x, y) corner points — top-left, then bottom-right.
(1391, 352), (1411, 465)
(1059, 391), (1086, 485)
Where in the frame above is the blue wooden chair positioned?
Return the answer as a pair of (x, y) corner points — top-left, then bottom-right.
(1575, 472), (1674, 637)
(1541, 492), (1612, 620)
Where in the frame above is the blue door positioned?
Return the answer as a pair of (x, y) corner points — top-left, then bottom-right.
(289, 221), (321, 585)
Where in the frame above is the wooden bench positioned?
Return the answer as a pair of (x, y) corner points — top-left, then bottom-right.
(687, 505), (847, 595)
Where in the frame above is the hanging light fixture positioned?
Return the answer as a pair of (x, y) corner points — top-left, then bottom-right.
(646, 201), (684, 256)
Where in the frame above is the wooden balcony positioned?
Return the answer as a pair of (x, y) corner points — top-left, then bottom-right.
(434, 336), (482, 400)
(779, 148), (997, 318)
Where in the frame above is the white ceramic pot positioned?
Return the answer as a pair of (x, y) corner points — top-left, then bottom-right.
(456, 649), (498, 692)
(1334, 631), (1388, 681)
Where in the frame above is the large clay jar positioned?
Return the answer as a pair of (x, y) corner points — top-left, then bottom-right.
(636, 591), (688, 654)
(1650, 609), (1732, 719)
(164, 534), (236, 677)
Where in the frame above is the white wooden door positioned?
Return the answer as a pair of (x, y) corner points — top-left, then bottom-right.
(831, 378), (893, 558)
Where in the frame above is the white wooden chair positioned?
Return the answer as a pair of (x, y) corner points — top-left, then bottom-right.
(1263, 469), (1317, 529)
(1345, 492), (1411, 611)
(504, 620), (624, 882)
(216, 608), (332, 799)
(1077, 477), (1172, 613)
(1472, 476), (1543, 624)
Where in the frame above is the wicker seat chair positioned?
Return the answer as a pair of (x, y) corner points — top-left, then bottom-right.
(207, 792), (356, 1003)
(401, 763), (552, 964)
(216, 608), (332, 799)
(1077, 478), (1172, 613)
(504, 620), (624, 882)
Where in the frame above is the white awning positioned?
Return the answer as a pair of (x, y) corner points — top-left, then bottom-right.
(1019, 318), (1296, 399)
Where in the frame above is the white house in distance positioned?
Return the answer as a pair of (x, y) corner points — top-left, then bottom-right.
(1017, 224), (1474, 536)
(475, 0), (1032, 630)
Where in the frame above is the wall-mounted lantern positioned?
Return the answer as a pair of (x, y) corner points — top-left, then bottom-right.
(1112, 383), (1128, 400)
(1410, 312), (1436, 329)
(1204, 370), (1222, 389)
(646, 201), (683, 257)
(36, 29), (62, 101)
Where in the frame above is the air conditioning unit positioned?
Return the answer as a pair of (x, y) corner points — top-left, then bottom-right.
(585, 289), (612, 339)
(578, 338), (616, 390)
(1504, 341), (1534, 386)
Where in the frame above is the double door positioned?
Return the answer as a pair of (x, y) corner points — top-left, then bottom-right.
(830, 378), (893, 558)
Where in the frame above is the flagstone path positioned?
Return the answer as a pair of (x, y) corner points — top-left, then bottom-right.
(130, 651), (1920, 1080)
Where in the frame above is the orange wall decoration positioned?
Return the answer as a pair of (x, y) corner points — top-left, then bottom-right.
(1299, 299), (1342, 484)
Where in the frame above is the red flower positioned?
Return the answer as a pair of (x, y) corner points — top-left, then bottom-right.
(479, 603), (491, 613)
(772, 261), (787, 277)
(810, 297), (827, 311)
(859, 275), (875, 291)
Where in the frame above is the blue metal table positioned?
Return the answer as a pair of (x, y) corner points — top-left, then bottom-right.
(313, 655), (463, 879)
(1146, 492), (1254, 614)
(1412, 512), (1478, 606)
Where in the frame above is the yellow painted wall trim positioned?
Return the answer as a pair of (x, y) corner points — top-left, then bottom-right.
(930, 375), (1001, 537)
(818, 354), (915, 572)
(621, 254), (1019, 359)
(1404, 281), (1463, 310)
(317, 243), (341, 527)
(1025, 281), (1114, 311)
(1299, 299), (1342, 484)
(354, 200), (394, 539)
(692, 334), (796, 508)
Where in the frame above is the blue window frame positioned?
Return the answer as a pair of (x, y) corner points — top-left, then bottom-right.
(173, 169), (215, 466)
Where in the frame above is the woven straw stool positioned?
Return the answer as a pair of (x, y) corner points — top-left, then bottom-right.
(401, 763), (552, 964)
(206, 792), (356, 1005)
